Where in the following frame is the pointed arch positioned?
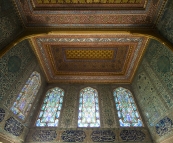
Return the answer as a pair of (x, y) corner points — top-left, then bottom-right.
(11, 71), (41, 120)
(36, 87), (64, 127)
(113, 87), (143, 127)
(78, 87), (100, 127)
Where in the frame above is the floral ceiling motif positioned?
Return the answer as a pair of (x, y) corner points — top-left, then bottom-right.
(14, 0), (165, 28)
(31, 33), (148, 83)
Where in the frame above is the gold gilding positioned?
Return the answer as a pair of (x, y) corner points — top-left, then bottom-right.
(65, 50), (114, 60)
(1, 31), (173, 83)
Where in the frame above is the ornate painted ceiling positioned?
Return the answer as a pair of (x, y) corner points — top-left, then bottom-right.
(14, 0), (165, 28)
(31, 0), (146, 10)
(31, 33), (148, 83)
(11, 0), (166, 83)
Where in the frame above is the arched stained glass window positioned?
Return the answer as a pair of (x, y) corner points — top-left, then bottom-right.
(11, 71), (41, 120)
(78, 87), (100, 127)
(113, 87), (143, 127)
(36, 87), (64, 127)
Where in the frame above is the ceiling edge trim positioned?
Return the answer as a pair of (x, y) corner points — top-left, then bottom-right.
(1, 31), (172, 58)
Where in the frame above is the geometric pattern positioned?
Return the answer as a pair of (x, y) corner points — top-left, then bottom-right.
(4, 117), (24, 136)
(32, 34), (148, 83)
(65, 50), (114, 60)
(15, 0), (165, 28)
(50, 46), (127, 73)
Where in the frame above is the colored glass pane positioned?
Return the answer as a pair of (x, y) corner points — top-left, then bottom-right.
(78, 87), (100, 127)
(11, 71), (41, 120)
(36, 87), (64, 127)
(113, 87), (143, 127)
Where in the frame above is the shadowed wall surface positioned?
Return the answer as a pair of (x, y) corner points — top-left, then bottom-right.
(0, 0), (23, 51)
(157, 0), (173, 45)
(0, 40), (46, 142)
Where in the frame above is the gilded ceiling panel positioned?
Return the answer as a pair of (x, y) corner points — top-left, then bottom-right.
(65, 49), (114, 60)
(14, 0), (165, 28)
(31, 34), (148, 83)
(49, 45), (130, 72)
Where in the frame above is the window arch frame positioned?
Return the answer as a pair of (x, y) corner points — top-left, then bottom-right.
(10, 71), (41, 121)
(35, 87), (65, 127)
(78, 87), (101, 128)
(113, 87), (143, 127)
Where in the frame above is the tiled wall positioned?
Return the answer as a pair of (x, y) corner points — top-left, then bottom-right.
(132, 39), (173, 143)
(157, 0), (173, 44)
(25, 84), (152, 143)
(0, 40), (46, 142)
(0, 0), (23, 51)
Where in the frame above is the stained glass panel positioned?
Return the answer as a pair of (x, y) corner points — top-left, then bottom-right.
(36, 87), (64, 127)
(11, 71), (41, 120)
(78, 87), (100, 127)
(113, 87), (143, 127)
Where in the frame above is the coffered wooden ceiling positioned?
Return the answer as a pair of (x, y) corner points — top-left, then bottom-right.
(13, 0), (165, 83)
(15, 0), (165, 28)
(31, 33), (148, 83)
